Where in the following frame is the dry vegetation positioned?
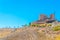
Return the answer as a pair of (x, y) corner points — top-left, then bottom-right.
(0, 27), (60, 40)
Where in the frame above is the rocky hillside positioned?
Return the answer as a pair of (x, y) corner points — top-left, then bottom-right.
(1, 27), (56, 40)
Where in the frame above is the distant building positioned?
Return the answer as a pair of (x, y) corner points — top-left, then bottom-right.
(50, 14), (55, 20)
(31, 14), (56, 25)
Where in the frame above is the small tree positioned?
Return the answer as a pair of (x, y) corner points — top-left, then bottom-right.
(29, 22), (31, 26)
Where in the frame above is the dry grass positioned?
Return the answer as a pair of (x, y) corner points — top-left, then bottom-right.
(54, 35), (60, 40)
(5, 27), (53, 40)
(0, 27), (60, 40)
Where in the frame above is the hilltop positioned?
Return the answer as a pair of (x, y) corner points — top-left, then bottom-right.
(0, 14), (60, 40)
(0, 26), (60, 40)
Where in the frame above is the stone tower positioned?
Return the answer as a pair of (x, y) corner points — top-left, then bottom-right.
(40, 14), (47, 20)
(50, 14), (55, 20)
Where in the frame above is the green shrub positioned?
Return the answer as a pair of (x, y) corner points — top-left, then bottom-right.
(52, 25), (60, 31)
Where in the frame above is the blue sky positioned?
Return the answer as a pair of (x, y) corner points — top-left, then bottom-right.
(0, 0), (60, 28)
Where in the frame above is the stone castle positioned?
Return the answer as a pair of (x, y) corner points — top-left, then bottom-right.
(30, 14), (58, 27)
(33, 14), (56, 24)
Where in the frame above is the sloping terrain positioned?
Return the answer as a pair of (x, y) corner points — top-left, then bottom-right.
(0, 28), (16, 38)
(1, 27), (54, 40)
(1, 27), (60, 40)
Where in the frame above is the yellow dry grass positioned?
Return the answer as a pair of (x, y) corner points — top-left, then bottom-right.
(55, 35), (60, 40)
(0, 31), (11, 38)
(0, 27), (60, 40)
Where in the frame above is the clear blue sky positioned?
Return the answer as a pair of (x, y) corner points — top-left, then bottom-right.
(0, 0), (60, 28)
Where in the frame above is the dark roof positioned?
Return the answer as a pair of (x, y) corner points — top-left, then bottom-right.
(34, 18), (56, 23)
(46, 20), (55, 23)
